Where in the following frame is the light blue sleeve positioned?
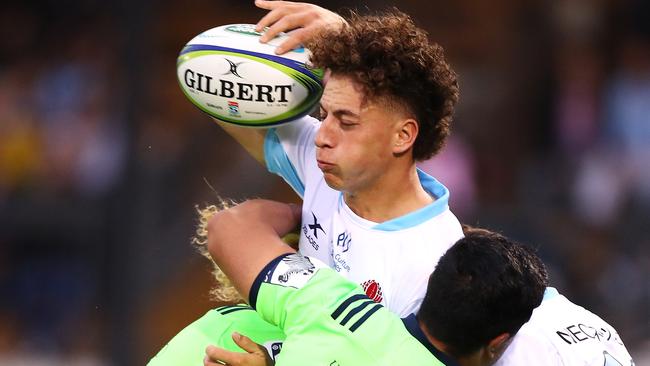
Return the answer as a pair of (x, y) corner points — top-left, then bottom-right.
(263, 116), (319, 198)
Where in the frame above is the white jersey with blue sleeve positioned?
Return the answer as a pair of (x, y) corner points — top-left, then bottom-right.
(496, 287), (634, 366)
(263, 116), (464, 317)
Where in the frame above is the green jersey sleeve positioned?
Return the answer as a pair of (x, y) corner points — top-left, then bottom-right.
(147, 305), (285, 366)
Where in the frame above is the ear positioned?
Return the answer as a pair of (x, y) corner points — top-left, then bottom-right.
(323, 68), (332, 86)
(393, 118), (418, 155)
(485, 333), (511, 362)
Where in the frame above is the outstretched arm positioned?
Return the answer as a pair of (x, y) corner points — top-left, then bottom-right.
(207, 199), (301, 301)
(254, 0), (346, 54)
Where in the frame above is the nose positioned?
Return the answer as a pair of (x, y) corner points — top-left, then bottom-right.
(315, 116), (335, 149)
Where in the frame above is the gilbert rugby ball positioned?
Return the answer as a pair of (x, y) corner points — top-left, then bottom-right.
(177, 24), (323, 127)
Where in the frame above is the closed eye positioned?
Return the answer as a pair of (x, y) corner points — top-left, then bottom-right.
(340, 120), (358, 128)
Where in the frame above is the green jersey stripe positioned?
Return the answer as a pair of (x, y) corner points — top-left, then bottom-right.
(331, 294), (368, 320)
(349, 304), (383, 332)
(216, 304), (248, 310)
(219, 307), (254, 316)
(339, 300), (375, 326)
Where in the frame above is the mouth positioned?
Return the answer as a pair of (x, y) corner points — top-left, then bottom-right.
(317, 159), (335, 171)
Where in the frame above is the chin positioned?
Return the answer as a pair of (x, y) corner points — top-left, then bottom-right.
(322, 173), (344, 191)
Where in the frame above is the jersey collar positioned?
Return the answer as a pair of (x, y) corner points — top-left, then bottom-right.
(543, 286), (559, 301)
(339, 169), (451, 231)
(401, 314), (460, 366)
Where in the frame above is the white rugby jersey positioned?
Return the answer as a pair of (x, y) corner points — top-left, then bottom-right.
(496, 287), (634, 366)
(264, 116), (464, 316)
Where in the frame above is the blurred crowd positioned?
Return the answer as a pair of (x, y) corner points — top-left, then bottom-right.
(0, 0), (647, 365)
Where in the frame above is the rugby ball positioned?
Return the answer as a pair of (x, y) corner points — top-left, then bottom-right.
(176, 24), (323, 127)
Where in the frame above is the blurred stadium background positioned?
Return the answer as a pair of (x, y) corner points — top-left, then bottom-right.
(0, 0), (648, 364)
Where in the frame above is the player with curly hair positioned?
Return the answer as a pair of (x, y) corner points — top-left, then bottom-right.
(218, 0), (462, 315)
(150, 2), (463, 364)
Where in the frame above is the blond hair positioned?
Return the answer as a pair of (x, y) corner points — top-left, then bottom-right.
(193, 198), (302, 303)
(193, 199), (244, 303)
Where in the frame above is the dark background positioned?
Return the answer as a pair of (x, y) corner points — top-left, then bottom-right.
(0, 0), (648, 364)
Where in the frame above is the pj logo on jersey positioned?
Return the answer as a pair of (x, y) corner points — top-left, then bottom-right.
(302, 212), (325, 250)
(336, 231), (352, 252)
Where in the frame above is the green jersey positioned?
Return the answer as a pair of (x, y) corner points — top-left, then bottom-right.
(147, 304), (285, 366)
(250, 253), (456, 366)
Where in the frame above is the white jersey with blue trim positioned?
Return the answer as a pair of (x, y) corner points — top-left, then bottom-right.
(496, 287), (634, 366)
(264, 116), (464, 317)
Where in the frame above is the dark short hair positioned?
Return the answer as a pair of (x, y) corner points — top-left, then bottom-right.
(308, 10), (459, 161)
(418, 226), (548, 357)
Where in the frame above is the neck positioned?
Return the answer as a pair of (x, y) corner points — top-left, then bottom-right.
(418, 318), (480, 366)
(418, 318), (454, 359)
(418, 319), (474, 366)
(343, 165), (433, 222)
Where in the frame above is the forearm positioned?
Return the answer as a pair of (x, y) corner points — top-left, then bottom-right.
(207, 199), (300, 301)
(229, 199), (300, 236)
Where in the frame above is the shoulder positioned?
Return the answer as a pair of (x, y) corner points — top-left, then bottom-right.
(269, 115), (320, 143)
(499, 289), (634, 366)
(497, 324), (564, 366)
(254, 254), (358, 317)
(264, 116), (322, 195)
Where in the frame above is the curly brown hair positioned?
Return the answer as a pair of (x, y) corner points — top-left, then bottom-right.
(308, 10), (459, 160)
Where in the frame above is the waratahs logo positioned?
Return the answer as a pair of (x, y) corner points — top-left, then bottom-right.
(362, 279), (384, 303)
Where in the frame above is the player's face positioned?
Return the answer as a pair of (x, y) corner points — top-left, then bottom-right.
(315, 74), (403, 193)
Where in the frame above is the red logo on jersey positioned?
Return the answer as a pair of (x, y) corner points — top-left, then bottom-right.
(361, 280), (383, 303)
